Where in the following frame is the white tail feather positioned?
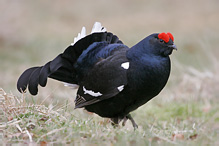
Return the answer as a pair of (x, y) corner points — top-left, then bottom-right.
(91, 22), (107, 33)
(64, 83), (79, 89)
(80, 26), (86, 38)
(71, 22), (106, 46)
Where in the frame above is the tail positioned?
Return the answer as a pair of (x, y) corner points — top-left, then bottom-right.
(17, 22), (123, 95)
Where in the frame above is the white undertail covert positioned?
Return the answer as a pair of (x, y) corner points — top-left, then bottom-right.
(70, 22), (107, 46)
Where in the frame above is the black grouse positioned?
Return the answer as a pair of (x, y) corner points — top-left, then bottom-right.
(17, 22), (177, 129)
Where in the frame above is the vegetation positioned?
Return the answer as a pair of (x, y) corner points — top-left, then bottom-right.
(0, 0), (218, 145)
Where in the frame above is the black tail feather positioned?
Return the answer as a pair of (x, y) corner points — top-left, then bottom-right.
(17, 55), (75, 95)
(17, 32), (123, 95)
(62, 32), (123, 62)
(17, 67), (41, 93)
(39, 62), (51, 87)
(28, 67), (42, 95)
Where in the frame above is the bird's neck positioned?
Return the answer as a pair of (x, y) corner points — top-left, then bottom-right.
(127, 40), (146, 58)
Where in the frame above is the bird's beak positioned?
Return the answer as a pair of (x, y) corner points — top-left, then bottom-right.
(168, 44), (177, 51)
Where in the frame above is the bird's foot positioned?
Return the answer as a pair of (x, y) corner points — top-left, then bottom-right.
(110, 118), (119, 128)
(111, 114), (138, 130)
(122, 114), (138, 130)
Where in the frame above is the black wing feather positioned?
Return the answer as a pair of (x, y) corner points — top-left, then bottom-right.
(75, 48), (129, 108)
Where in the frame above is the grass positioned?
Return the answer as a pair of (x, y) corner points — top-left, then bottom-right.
(0, 79), (218, 145)
(1, 52), (218, 145)
(0, 0), (219, 145)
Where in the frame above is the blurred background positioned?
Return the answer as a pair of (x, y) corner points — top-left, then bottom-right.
(0, 0), (218, 107)
(0, 0), (219, 144)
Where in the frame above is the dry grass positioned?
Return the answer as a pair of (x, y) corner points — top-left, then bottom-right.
(0, 0), (218, 145)
(0, 88), (66, 143)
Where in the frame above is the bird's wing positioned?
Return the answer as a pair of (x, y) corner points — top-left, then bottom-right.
(75, 48), (130, 108)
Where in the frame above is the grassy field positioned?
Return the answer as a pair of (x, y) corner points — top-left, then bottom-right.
(0, 0), (218, 145)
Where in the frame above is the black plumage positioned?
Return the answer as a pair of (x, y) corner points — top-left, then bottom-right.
(17, 22), (177, 128)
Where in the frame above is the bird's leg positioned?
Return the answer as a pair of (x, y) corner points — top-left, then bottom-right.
(126, 114), (138, 129)
(110, 117), (119, 127)
(122, 116), (128, 126)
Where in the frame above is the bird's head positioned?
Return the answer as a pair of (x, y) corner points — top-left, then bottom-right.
(147, 32), (177, 57)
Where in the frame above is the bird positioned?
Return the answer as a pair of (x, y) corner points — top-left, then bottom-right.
(17, 22), (177, 129)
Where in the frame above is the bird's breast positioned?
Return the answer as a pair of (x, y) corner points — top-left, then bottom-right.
(127, 57), (171, 96)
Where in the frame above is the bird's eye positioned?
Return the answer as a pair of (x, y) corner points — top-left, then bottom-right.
(160, 39), (164, 43)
